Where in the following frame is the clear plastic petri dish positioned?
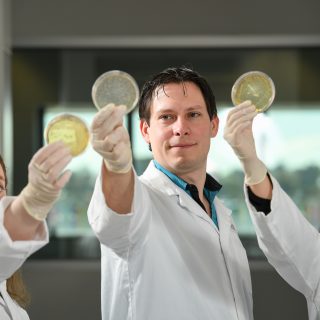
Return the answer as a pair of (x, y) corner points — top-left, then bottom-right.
(91, 70), (139, 113)
(231, 71), (275, 112)
(44, 114), (89, 157)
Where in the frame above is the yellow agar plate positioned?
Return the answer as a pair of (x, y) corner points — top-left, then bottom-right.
(44, 114), (89, 157)
(231, 71), (275, 112)
(92, 70), (139, 113)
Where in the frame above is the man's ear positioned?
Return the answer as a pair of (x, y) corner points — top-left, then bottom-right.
(140, 119), (150, 143)
(211, 116), (219, 138)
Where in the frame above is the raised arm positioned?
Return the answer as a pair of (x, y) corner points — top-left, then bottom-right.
(223, 100), (272, 199)
(90, 104), (134, 214)
(4, 141), (72, 241)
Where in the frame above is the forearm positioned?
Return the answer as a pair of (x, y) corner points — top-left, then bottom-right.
(102, 162), (134, 214)
(248, 174), (272, 200)
(4, 196), (44, 241)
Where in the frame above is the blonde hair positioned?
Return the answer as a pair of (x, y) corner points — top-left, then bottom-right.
(0, 154), (31, 308)
(6, 270), (31, 308)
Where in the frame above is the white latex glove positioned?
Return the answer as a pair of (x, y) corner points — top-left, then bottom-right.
(90, 103), (132, 174)
(223, 100), (267, 185)
(20, 141), (72, 220)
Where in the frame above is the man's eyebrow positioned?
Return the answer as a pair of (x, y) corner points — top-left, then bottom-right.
(155, 105), (203, 113)
(155, 107), (175, 114)
(185, 105), (203, 110)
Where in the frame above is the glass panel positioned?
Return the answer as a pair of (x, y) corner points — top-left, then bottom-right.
(209, 105), (320, 235)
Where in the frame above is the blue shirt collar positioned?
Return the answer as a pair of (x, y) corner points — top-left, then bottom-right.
(153, 160), (222, 193)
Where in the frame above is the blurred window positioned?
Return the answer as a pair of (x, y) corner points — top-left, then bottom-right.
(41, 104), (320, 259)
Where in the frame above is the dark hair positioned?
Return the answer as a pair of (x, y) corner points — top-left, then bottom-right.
(0, 154), (7, 187)
(138, 66), (217, 124)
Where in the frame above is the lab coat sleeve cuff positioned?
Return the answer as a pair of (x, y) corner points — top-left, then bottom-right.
(0, 196), (49, 282)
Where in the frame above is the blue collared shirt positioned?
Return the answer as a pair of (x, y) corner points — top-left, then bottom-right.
(153, 160), (222, 228)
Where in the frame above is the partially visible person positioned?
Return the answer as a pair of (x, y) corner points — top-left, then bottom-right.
(224, 100), (320, 320)
(0, 142), (72, 320)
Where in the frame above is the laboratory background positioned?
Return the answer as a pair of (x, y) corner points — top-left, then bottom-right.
(1, 0), (320, 319)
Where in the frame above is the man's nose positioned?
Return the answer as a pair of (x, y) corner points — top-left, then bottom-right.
(173, 118), (190, 136)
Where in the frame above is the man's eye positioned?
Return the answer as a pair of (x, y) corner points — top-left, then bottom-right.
(159, 114), (174, 120)
(189, 112), (201, 118)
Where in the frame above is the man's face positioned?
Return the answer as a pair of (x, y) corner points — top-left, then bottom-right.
(140, 81), (219, 177)
(0, 165), (7, 199)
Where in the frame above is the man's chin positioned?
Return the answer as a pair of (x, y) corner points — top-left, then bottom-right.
(169, 158), (199, 173)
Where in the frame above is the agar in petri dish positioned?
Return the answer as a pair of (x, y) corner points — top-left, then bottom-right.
(231, 71), (275, 112)
(44, 114), (89, 157)
(92, 70), (139, 113)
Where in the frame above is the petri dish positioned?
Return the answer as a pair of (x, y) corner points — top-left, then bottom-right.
(231, 71), (275, 112)
(91, 70), (139, 113)
(44, 114), (89, 157)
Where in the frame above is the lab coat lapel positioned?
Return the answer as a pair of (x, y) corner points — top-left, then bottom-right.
(141, 162), (215, 226)
(174, 187), (215, 225)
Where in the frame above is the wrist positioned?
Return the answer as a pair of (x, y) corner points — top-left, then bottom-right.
(241, 158), (267, 186)
(20, 183), (60, 221)
(103, 158), (132, 174)
(103, 148), (133, 174)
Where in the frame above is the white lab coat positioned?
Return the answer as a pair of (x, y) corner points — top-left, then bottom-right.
(88, 161), (253, 320)
(244, 175), (320, 320)
(0, 196), (48, 320)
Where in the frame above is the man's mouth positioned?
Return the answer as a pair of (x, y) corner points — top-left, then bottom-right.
(170, 143), (196, 148)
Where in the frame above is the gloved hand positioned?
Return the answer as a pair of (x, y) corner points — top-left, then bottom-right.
(20, 141), (72, 221)
(223, 100), (267, 185)
(90, 103), (132, 174)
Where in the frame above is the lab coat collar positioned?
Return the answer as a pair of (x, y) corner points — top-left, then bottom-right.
(141, 161), (234, 232)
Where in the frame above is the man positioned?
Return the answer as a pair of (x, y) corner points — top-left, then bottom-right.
(224, 101), (320, 320)
(88, 67), (269, 320)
